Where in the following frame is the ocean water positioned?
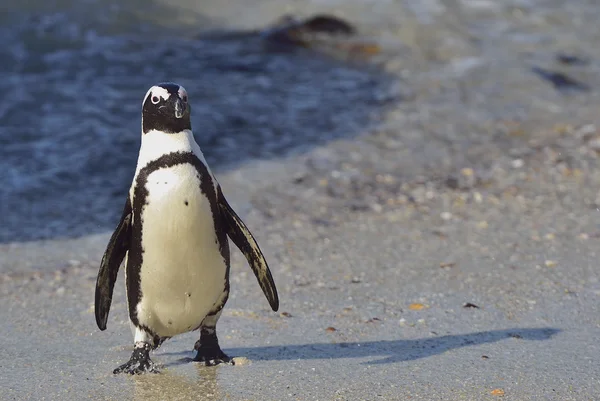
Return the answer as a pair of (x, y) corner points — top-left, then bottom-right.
(6, 0), (595, 244)
(0, 0), (389, 242)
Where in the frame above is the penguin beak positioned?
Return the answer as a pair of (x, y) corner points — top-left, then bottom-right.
(173, 97), (186, 119)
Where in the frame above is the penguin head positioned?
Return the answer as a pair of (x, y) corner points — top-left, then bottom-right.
(141, 83), (191, 134)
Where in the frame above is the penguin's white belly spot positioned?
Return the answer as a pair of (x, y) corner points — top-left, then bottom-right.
(136, 165), (226, 337)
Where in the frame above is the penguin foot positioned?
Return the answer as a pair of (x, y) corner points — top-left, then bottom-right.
(193, 348), (234, 366)
(113, 342), (159, 374)
(193, 328), (234, 366)
(193, 338), (234, 366)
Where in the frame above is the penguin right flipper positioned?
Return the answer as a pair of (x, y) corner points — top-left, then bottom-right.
(95, 197), (133, 331)
(217, 187), (279, 312)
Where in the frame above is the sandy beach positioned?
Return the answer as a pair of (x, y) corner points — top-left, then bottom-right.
(2, 0), (600, 399)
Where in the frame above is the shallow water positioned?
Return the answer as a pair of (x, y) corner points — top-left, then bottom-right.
(0, 0), (391, 242)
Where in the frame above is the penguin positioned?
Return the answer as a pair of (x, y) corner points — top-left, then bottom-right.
(94, 82), (279, 375)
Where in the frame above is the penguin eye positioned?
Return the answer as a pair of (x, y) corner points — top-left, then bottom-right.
(151, 96), (160, 104)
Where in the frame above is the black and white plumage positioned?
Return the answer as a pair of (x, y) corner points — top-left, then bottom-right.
(94, 82), (279, 374)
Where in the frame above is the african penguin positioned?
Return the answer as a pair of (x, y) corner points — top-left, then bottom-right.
(94, 82), (279, 374)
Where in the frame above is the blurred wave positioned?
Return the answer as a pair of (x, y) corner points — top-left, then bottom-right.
(0, 0), (392, 242)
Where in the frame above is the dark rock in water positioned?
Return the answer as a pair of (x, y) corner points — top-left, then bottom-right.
(267, 14), (355, 38)
(261, 14), (357, 51)
(199, 14), (376, 57)
(531, 66), (589, 92)
(298, 15), (356, 35)
(259, 14), (381, 57)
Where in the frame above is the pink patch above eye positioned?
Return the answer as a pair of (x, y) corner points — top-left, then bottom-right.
(179, 88), (188, 101)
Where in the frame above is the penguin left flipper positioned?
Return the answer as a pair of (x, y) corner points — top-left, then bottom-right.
(217, 187), (279, 312)
(95, 197), (133, 331)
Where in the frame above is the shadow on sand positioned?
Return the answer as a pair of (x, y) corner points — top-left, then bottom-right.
(123, 328), (558, 400)
(162, 327), (559, 366)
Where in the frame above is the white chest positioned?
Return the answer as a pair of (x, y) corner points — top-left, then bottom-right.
(134, 163), (227, 337)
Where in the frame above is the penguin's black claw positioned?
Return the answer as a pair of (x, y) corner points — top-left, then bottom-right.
(193, 348), (234, 366)
(113, 342), (159, 374)
(113, 358), (159, 375)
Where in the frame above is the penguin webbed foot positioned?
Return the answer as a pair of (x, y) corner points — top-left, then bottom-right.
(193, 348), (234, 366)
(113, 342), (159, 375)
(193, 336), (234, 366)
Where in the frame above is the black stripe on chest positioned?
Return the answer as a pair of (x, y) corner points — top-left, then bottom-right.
(126, 151), (230, 330)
